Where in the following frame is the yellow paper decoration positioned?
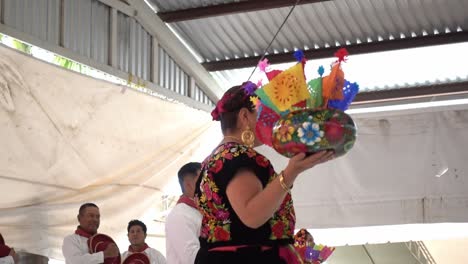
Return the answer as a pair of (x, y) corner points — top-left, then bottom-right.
(262, 63), (310, 112)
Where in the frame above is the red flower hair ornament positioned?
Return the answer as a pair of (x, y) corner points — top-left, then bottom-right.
(211, 81), (258, 121)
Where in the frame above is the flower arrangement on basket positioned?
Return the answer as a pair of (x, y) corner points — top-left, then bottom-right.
(253, 48), (359, 158)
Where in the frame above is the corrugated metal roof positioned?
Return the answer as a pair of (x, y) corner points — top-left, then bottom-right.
(150, 0), (468, 62)
(3, 0), (60, 44)
(147, 0), (468, 94)
(211, 42), (468, 91)
(149, 0), (242, 12)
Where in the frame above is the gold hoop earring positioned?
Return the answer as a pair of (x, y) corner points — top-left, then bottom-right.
(241, 127), (255, 148)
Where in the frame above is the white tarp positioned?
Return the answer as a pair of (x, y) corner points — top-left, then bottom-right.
(0, 45), (219, 259)
(1, 44), (468, 261)
(258, 104), (468, 229)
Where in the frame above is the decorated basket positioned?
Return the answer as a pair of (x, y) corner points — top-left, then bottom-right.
(254, 48), (359, 158)
(272, 108), (356, 158)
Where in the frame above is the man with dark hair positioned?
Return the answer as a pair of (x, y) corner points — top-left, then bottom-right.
(122, 220), (166, 264)
(62, 203), (119, 263)
(165, 162), (202, 264)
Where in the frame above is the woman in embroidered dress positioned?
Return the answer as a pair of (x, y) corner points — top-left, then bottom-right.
(194, 82), (334, 264)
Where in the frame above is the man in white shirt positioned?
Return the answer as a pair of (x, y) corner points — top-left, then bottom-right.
(0, 255), (15, 264)
(122, 220), (166, 264)
(62, 203), (119, 264)
(165, 162), (202, 264)
(0, 256), (15, 264)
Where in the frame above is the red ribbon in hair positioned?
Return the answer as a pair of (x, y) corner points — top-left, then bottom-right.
(211, 94), (232, 121)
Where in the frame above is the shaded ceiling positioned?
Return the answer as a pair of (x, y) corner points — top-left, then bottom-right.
(145, 0), (468, 103)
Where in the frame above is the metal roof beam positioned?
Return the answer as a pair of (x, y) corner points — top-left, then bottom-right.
(157, 0), (330, 23)
(353, 81), (468, 104)
(202, 31), (468, 71)
(97, 0), (136, 17)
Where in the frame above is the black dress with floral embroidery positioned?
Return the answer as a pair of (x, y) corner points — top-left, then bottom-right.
(195, 142), (296, 250)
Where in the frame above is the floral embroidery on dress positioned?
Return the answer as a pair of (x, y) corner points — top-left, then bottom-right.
(268, 172), (296, 240)
(197, 142), (296, 243)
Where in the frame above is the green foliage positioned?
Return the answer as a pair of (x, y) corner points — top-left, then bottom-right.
(12, 39), (32, 54)
(53, 56), (86, 73)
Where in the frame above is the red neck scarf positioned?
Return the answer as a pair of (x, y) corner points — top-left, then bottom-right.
(0, 234), (11, 258)
(75, 226), (95, 238)
(177, 195), (197, 209)
(128, 243), (149, 253)
(0, 245), (10, 258)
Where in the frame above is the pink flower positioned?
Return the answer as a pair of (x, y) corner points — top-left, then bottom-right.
(258, 58), (269, 72)
(215, 210), (230, 221)
(201, 225), (210, 238)
(212, 192), (222, 204)
(203, 183), (212, 201)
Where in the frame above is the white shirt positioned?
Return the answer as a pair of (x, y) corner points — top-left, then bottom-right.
(62, 234), (104, 264)
(165, 203), (202, 264)
(122, 247), (166, 264)
(0, 256), (14, 264)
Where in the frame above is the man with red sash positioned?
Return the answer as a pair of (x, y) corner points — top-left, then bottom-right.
(0, 233), (17, 264)
(62, 203), (119, 264)
(122, 220), (166, 264)
(165, 162), (202, 264)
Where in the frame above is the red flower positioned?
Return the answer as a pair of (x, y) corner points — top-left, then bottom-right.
(324, 119), (344, 143)
(214, 226), (230, 241)
(210, 159), (223, 173)
(334, 48), (349, 63)
(255, 155), (269, 167)
(272, 221), (285, 239)
(284, 142), (307, 154)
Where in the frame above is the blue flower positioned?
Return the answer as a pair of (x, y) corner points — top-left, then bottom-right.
(294, 50), (305, 62)
(297, 122), (324, 146)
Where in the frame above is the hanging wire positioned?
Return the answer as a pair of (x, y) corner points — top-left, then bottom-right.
(247, 0), (302, 81)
